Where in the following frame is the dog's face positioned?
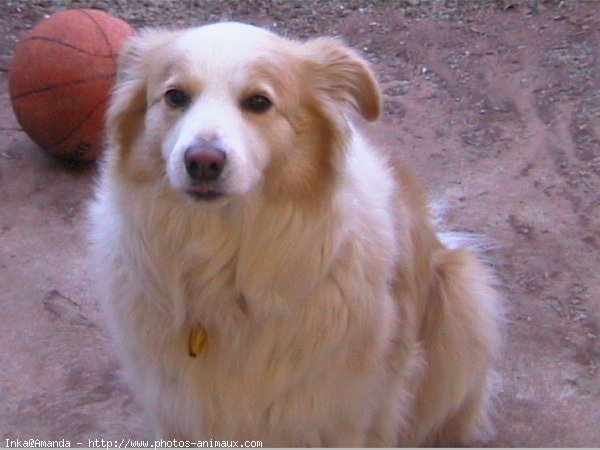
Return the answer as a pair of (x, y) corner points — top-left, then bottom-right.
(107, 22), (381, 205)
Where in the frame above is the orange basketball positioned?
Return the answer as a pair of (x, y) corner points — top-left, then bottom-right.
(9, 9), (134, 162)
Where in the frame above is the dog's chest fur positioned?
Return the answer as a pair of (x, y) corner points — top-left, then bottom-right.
(93, 143), (401, 442)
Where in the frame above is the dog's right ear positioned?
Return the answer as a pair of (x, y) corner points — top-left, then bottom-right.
(106, 29), (178, 154)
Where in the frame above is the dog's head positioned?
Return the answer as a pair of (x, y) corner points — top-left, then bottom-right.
(107, 22), (381, 205)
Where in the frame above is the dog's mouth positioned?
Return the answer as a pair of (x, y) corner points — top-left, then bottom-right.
(186, 185), (224, 202)
(187, 190), (224, 201)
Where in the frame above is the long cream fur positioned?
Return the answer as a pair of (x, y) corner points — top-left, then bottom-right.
(89, 22), (501, 447)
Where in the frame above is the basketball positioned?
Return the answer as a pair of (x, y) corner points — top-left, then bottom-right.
(8, 9), (134, 162)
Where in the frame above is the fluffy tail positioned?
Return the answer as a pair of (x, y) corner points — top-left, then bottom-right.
(409, 246), (502, 446)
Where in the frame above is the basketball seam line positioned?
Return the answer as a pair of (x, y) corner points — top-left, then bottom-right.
(43, 96), (109, 152)
(21, 36), (115, 58)
(11, 73), (116, 100)
(80, 9), (114, 58)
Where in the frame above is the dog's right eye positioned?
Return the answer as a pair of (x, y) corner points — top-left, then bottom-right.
(165, 89), (190, 109)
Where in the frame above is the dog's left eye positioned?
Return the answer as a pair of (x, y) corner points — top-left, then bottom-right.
(242, 95), (272, 114)
(165, 89), (191, 109)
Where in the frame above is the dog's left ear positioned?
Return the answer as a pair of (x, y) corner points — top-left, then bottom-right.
(301, 37), (381, 122)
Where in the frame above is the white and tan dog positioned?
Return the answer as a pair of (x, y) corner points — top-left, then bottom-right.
(89, 22), (501, 447)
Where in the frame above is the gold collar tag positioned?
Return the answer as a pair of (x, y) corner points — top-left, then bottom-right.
(188, 324), (208, 357)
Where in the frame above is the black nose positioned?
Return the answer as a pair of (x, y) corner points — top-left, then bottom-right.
(184, 141), (227, 182)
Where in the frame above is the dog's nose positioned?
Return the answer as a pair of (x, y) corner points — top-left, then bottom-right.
(184, 142), (227, 182)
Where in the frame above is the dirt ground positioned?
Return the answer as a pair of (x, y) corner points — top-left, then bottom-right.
(0, 0), (598, 447)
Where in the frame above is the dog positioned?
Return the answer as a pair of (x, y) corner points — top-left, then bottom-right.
(89, 22), (501, 447)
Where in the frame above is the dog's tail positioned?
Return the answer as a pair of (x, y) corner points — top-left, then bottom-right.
(409, 245), (503, 446)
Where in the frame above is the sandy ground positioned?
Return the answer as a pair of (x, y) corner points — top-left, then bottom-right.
(0, 1), (598, 447)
